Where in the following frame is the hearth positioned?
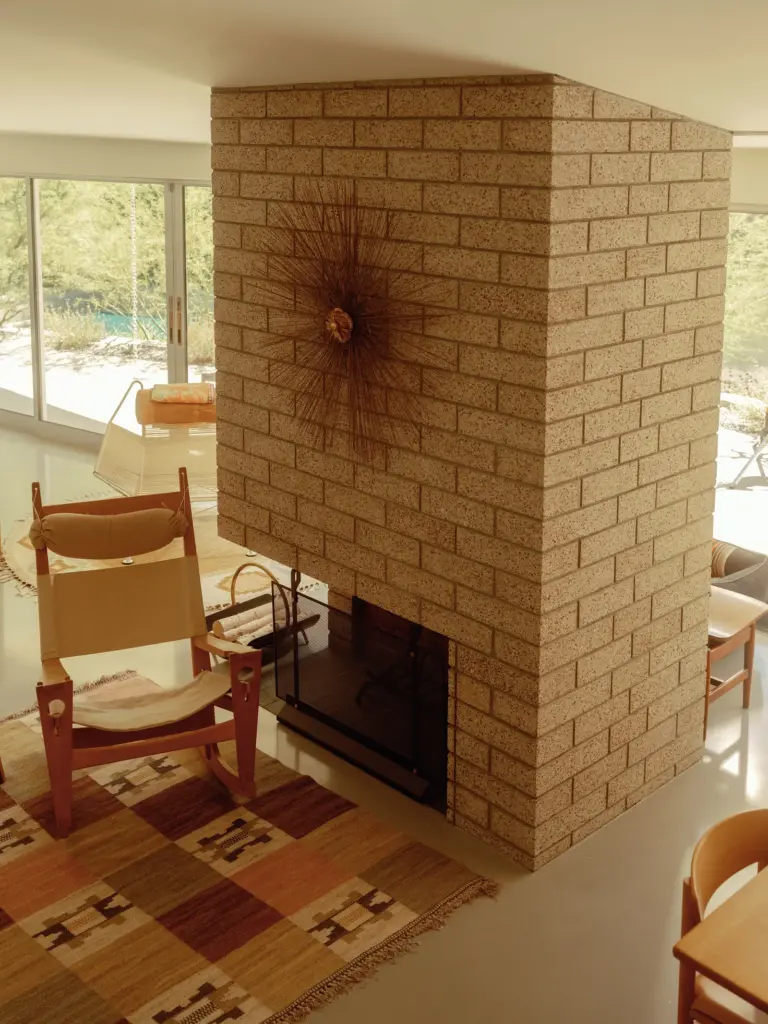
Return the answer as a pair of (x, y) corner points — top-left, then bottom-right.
(275, 585), (449, 811)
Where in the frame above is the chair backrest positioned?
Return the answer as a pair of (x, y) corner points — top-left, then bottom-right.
(689, 809), (768, 922)
(32, 467), (206, 660)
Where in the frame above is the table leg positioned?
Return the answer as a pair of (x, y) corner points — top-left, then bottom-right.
(744, 623), (756, 709)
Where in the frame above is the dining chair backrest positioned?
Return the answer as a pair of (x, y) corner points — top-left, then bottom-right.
(689, 809), (768, 921)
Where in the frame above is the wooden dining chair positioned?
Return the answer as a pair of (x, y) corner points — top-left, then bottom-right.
(705, 587), (768, 738)
(678, 809), (768, 1023)
(30, 467), (262, 837)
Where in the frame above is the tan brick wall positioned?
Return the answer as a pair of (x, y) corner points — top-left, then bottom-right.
(211, 75), (731, 870)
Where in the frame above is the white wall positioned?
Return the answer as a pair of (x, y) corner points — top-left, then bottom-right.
(731, 149), (768, 210)
(0, 133), (211, 183)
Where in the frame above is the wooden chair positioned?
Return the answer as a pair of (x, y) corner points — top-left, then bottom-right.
(678, 809), (768, 1023)
(705, 587), (768, 738)
(31, 467), (262, 837)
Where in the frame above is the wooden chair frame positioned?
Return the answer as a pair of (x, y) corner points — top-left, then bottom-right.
(33, 468), (262, 836)
(704, 622), (757, 739)
(678, 809), (768, 1023)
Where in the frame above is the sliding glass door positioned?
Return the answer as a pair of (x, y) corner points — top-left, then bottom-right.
(184, 185), (215, 383)
(0, 175), (212, 434)
(38, 180), (169, 431)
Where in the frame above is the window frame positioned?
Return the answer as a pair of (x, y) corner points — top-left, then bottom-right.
(0, 172), (210, 442)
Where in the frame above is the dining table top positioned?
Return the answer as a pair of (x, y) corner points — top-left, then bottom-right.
(674, 865), (768, 1013)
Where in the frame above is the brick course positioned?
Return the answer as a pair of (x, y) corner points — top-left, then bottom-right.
(212, 75), (730, 870)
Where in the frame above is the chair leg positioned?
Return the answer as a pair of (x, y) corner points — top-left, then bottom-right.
(679, 879), (698, 1024)
(37, 681), (75, 838)
(678, 961), (696, 1024)
(230, 653), (261, 796)
(703, 648), (712, 740)
(744, 623), (756, 709)
(0, 755), (5, 785)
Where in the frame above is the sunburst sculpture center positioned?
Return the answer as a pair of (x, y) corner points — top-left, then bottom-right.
(325, 307), (354, 345)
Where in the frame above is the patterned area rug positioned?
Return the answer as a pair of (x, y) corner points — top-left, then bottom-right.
(0, 674), (496, 1024)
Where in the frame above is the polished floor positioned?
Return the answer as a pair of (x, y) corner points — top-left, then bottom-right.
(0, 425), (766, 1024)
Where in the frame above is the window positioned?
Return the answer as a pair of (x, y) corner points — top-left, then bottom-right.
(38, 180), (168, 430)
(184, 185), (214, 383)
(722, 212), (768, 422)
(0, 176), (212, 433)
(715, 212), (768, 553)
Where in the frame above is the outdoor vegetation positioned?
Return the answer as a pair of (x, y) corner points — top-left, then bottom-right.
(0, 178), (29, 331)
(0, 177), (213, 366)
(722, 212), (768, 435)
(725, 213), (768, 372)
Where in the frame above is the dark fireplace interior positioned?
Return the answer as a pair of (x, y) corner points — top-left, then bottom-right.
(274, 591), (449, 812)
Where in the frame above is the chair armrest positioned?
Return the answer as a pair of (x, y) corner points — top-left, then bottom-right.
(193, 633), (259, 660)
(193, 634), (262, 706)
(40, 658), (71, 685)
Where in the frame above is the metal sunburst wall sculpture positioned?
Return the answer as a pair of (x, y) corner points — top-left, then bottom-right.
(263, 180), (440, 461)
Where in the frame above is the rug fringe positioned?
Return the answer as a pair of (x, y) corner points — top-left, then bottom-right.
(264, 876), (500, 1024)
(1, 670), (138, 723)
(1, 495), (110, 596)
(0, 545), (36, 596)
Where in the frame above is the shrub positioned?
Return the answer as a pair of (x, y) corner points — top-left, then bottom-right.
(45, 308), (104, 351)
(187, 314), (214, 367)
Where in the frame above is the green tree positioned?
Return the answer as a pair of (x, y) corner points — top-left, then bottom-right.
(1, 177), (213, 363)
(184, 185), (214, 367)
(724, 212), (768, 369)
(38, 179), (167, 341)
(0, 178), (30, 330)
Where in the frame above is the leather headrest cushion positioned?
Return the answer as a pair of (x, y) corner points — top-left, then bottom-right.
(29, 507), (188, 559)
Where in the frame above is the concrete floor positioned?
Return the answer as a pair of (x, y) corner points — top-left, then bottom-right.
(1, 425), (766, 1024)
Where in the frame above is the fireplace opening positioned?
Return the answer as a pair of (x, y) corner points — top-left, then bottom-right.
(275, 591), (449, 812)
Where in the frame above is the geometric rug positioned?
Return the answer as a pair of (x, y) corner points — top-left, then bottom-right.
(0, 676), (496, 1023)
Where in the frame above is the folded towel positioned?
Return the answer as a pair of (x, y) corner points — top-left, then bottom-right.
(151, 382), (215, 405)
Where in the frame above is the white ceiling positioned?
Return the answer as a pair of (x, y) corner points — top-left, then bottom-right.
(1, 0), (766, 143)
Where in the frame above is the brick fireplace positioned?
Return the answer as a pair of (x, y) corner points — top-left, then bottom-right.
(211, 74), (731, 869)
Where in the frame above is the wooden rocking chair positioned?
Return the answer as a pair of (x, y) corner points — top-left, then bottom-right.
(31, 467), (261, 837)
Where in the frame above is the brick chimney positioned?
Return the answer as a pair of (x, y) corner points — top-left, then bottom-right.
(211, 75), (730, 869)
